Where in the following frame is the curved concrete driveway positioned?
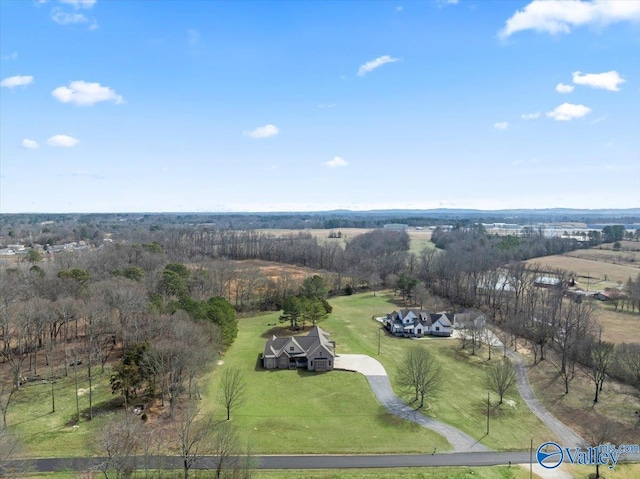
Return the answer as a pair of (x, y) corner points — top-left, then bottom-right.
(334, 354), (488, 453)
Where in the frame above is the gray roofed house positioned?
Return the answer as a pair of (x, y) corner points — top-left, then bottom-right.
(262, 326), (336, 371)
(384, 309), (454, 337)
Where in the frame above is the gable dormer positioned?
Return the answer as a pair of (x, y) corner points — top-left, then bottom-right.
(282, 337), (305, 356)
(403, 310), (417, 324)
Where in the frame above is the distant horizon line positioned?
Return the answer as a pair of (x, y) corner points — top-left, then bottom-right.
(2, 207), (640, 216)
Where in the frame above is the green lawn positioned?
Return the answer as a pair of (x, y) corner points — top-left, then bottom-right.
(204, 291), (557, 453)
(7, 366), (118, 457)
(7, 291), (557, 458)
(202, 300), (449, 454)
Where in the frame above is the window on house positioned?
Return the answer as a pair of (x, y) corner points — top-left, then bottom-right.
(289, 346), (294, 351)
(436, 326), (440, 331)
(310, 361), (313, 366)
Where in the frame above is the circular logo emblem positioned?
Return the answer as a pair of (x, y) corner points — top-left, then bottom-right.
(537, 442), (564, 469)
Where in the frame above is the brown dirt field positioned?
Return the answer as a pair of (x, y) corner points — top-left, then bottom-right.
(232, 259), (321, 281)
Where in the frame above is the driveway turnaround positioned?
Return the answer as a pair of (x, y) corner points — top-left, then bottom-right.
(334, 354), (488, 453)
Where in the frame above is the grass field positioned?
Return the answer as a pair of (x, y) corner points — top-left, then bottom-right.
(524, 255), (638, 289)
(6, 366), (118, 457)
(524, 345), (639, 445)
(593, 305), (640, 344)
(204, 291), (556, 453)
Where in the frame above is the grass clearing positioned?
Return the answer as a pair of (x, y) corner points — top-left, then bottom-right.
(594, 304), (640, 344)
(7, 366), (119, 458)
(525, 347), (639, 444)
(248, 466), (541, 479)
(204, 291), (556, 453)
(525, 254), (638, 289)
(564, 462), (640, 479)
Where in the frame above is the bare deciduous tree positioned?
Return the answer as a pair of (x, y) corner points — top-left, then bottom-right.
(173, 403), (211, 479)
(96, 414), (140, 479)
(588, 330), (614, 403)
(220, 366), (246, 421)
(0, 379), (17, 430)
(486, 357), (516, 405)
(397, 345), (442, 409)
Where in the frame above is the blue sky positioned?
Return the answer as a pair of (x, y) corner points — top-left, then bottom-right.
(1, 0), (639, 213)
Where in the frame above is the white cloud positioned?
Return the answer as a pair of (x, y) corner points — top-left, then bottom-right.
(499, 0), (640, 39)
(357, 55), (399, 76)
(396, 6), (403, 12)
(59, 0), (97, 8)
(493, 122), (509, 130)
(52, 81), (124, 105)
(521, 111), (541, 120)
(21, 139), (39, 149)
(317, 103), (337, 109)
(47, 134), (80, 147)
(546, 103), (591, 121)
(1, 75), (34, 88)
(244, 124), (279, 139)
(556, 83), (574, 93)
(572, 70), (625, 91)
(2, 52), (18, 61)
(325, 156), (348, 168)
(51, 8), (88, 25)
(438, 0), (459, 5)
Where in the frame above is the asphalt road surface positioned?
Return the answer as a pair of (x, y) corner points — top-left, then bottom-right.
(10, 450), (639, 473)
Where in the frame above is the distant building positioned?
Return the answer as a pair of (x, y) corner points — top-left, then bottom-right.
(383, 224), (409, 231)
(534, 276), (563, 289)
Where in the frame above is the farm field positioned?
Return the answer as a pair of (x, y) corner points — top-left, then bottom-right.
(256, 228), (436, 253)
(524, 254), (638, 289)
(205, 291), (557, 453)
(524, 242), (640, 345)
(594, 306), (640, 344)
(524, 241), (640, 291)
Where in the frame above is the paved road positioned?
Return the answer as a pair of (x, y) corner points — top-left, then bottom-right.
(6, 452), (534, 472)
(10, 450), (639, 473)
(334, 354), (488, 452)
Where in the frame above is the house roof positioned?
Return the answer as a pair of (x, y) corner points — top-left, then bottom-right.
(263, 326), (335, 359)
(430, 313), (453, 327)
